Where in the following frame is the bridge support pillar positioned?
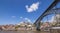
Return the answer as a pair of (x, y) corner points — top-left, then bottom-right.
(36, 22), (40, 31)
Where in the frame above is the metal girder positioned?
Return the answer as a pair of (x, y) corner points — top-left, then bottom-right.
(34, 0), (60, 25)
(43, 8), (60, 16)
(35, 8), (60, 25)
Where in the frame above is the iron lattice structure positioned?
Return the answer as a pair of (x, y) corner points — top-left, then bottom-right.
(34, 0), (60, 30)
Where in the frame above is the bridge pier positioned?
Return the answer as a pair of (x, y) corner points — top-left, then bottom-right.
(36, 22), (40, 31)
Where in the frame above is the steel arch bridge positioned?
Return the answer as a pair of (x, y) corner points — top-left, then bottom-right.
(34, 0), (60, 31)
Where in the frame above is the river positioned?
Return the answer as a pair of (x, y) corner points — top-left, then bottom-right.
(0, 31), (50, 33)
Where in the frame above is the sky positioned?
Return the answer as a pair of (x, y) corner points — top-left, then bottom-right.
(0, 0), (55, 25)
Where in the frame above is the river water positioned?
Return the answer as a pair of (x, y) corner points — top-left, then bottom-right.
(0, 31), (50, 33)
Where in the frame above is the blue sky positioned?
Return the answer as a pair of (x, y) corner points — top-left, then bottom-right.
(0, 0), (54, 25)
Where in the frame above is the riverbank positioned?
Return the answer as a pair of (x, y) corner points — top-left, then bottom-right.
(0, 30), (50, 33)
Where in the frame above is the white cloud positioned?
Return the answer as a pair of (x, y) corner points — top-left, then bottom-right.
(41, 16), (55, 22)
(33, 20), (35, 22)
(24, 18), (31, 22)
(48, 16), (55, 22)
(48, 14), (60, 23)
(11, 16), (16, 18)
(25, 2), (40, 12)
(20, 17), (23, 18)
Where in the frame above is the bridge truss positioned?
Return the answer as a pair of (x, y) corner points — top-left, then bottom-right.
(34, 0), (60, 31)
